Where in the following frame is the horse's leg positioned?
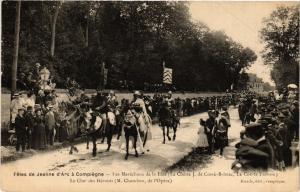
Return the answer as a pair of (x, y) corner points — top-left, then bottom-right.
(69, 145), (73, 154)
(173, 124), (177, 141)
(69, 137), (74, 154)
(134, 134), (139, 157)
(162, 126), (166, 144)
(106, 127), (112, 152)
(92, 135), (97, 157)
(167, 126), (171, 141)
(125, 133), (129, 160)
(86, 135), (89, 149)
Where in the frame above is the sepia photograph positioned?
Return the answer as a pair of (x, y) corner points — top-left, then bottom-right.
(0, 1), (299, 192)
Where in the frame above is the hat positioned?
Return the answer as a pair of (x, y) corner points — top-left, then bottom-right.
(134, 90), (141, 96)
(18, 107), (25, 111)
(48, 105), (54, 109)
(13, 93), (19, 97)
(293, 101), (298, 106)
(258, 119), (268, 124)
(245, 123), (262, 130)
(38, 90), (44, 95)
(34, 104), (41, 110)
(168, 91), (172, 94)
(278, 113), (285, 118)
(282, 110), (290, 117)
(35, 62), (41, 67)
(27, 106), (33, 110)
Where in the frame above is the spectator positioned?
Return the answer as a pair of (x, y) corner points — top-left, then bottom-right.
(15, 107), (27, 153)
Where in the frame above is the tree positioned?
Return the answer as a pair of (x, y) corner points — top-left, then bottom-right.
(2, 1), (257, 91)
(11, 1), (21, 93)
(50, 1), (63, 57)
(260, 5), (299, 89)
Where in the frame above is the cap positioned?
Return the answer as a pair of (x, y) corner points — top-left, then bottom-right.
(27, 106), (33, 110)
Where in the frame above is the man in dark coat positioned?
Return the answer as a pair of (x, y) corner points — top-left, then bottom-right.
(25, 106), (35, 150)
(15, 107), (27, 152)
(232, 123), (273, 170)
(205, 110), (217, 154)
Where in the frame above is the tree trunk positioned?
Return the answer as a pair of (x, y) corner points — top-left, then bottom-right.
(11, 1), (21, 94)
(50, 2), (61, 57)
(85, 19), (89, 47)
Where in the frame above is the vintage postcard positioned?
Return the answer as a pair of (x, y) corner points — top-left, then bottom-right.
(0, 1), (299, 192)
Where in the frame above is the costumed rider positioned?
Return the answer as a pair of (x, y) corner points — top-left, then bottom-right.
(165, 90), (179, 124)
(91, 89), (109, 135)
(165, 91), (174, 108)
(131, 90), (152, 154)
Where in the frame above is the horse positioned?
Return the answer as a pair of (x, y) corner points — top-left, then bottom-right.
(99, 110), (117, 152)
(57, 102), (82, 155)
(158, 104), (180, 144)
(122, 108), (139, 160)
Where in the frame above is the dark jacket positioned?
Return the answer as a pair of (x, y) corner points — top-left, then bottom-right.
(15, 114), (27, 135)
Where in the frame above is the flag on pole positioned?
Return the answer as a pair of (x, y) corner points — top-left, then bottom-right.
(163, 61), (172, 84)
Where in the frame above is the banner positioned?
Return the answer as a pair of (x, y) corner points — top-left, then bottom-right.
(163, 67), (172, 84)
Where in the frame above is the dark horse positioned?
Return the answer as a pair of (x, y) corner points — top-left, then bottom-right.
(123, 109), (139, 160)
(85, 111), (116, 156)
(158, 104), (180, 144)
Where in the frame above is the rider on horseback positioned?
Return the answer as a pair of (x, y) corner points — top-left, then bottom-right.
(92, 90), (109, 126)
(131, 90), (152, 153)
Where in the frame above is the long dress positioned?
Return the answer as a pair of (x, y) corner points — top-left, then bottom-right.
(33, 116), (47, 150)
(196, 125), (209, 148)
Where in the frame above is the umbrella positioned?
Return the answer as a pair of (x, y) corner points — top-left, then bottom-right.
(287, 84), (298, 89)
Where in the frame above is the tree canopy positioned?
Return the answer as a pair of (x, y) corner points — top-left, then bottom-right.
(260, 5), (299, 89)
(2, 1), (257, 91)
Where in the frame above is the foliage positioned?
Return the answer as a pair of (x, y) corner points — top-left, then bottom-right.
(2, 1), (257, 91)
(260, 5), (299, 89)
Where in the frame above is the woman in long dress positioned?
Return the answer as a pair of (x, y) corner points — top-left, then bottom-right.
(33, 108), (47, 150)
(196, 119), (209, 153)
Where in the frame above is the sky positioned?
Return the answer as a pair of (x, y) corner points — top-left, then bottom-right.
(189, 1), (297, 86)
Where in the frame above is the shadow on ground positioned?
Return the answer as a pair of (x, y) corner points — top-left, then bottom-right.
(165, 148), (213, 171)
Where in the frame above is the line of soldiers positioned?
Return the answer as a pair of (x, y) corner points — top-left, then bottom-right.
(233, 89), (299, 170)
